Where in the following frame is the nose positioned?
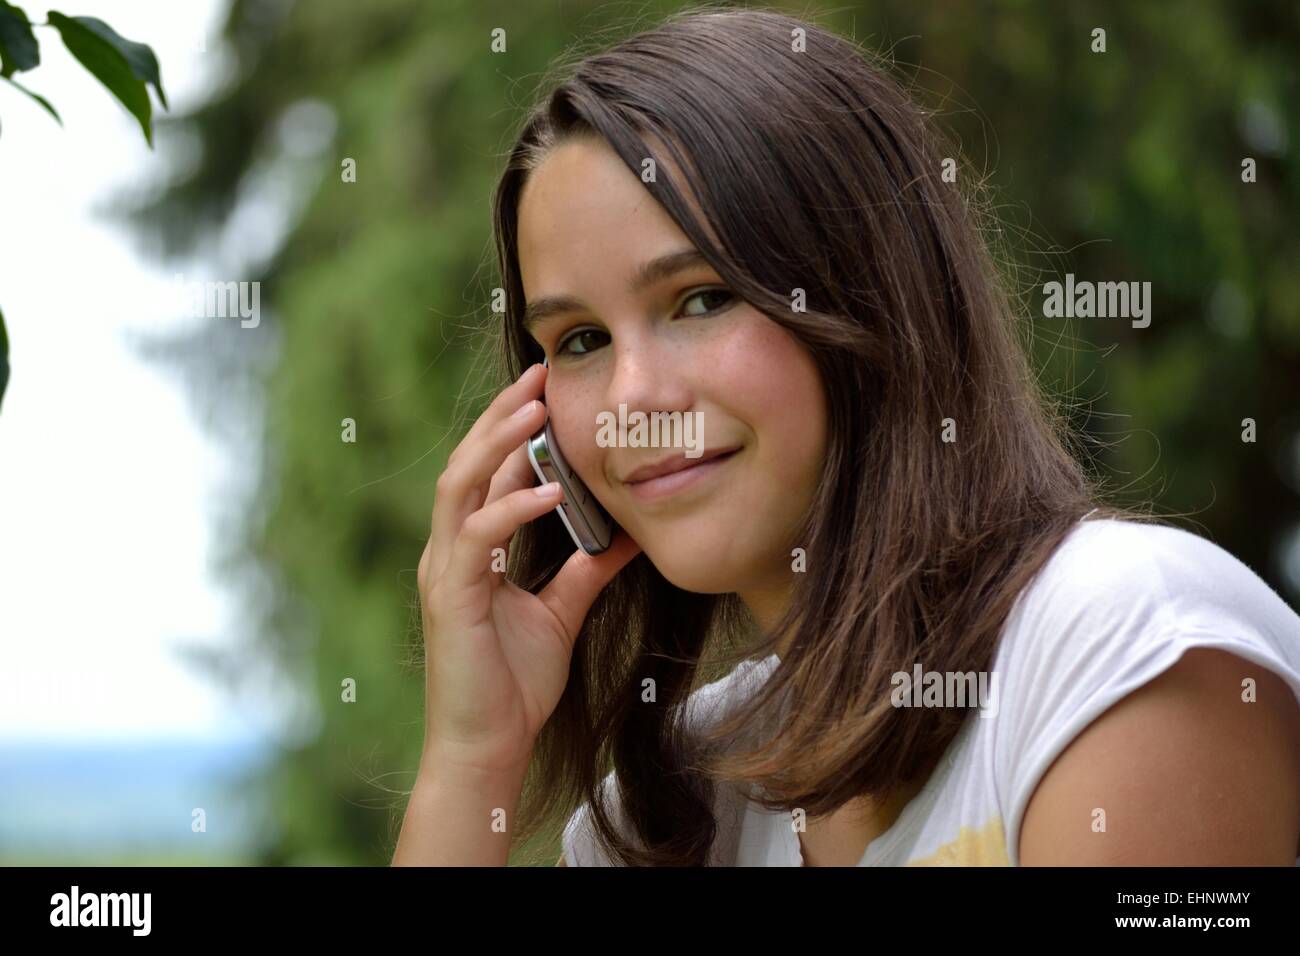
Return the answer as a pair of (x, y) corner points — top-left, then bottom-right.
(604, 336), (695, 424)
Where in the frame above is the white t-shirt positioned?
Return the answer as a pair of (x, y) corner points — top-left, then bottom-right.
(561, 516), (1300, 865)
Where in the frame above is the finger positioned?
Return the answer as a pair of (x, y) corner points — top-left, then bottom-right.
(481, 441), (552, 591)
(418, 537), (433, 596)
(537, 528), (643, 651)
(486, 436), (543, 509)
(429, 363), (548, 578)
(461, 361), (548, 456)
(444, 380), (551, 538)
(442, 482), (567, 598)
(434, 396), (547, 580)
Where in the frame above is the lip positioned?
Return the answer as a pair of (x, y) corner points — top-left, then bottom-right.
(623, 446), (741, 485)
(624, 448), (740, 502)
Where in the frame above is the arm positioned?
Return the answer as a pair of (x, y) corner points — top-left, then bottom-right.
(1019, 647), (1300, 865)
(392, 748), (533, 866)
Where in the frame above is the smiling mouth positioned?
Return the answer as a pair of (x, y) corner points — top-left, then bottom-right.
(624, 448), (740, 502)
(623, 445), (741, 485)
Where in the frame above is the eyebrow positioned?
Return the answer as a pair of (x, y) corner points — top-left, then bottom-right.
(522, 248), (712, 336)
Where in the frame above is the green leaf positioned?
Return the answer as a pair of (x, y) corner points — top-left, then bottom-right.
(0, 1), (40, 77)
(1, 73), (61, 124)
(47, 11), (156, 146)
(0, 304), (9, 412)
(68, 15), (167, 110)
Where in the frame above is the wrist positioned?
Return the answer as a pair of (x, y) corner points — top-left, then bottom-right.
(419, 737), (535, 785)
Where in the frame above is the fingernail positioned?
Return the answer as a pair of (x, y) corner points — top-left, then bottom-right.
(535, 481), (561, 497)
(512, 400), (538, 420)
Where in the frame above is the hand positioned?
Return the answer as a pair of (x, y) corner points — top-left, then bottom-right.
(417, 361), (642, 771)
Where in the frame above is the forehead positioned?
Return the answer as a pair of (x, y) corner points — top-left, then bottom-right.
(516, 137), (691, 297)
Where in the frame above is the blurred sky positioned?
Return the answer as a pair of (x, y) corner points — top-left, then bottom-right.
(0, 0), (279, 749)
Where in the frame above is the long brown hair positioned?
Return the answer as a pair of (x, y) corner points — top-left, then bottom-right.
(481, 5), (1132, 866)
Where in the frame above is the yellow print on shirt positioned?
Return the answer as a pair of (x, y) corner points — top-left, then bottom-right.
(905, 817), (1011, 866)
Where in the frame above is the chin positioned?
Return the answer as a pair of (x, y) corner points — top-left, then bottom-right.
(642, 545), (743, 595)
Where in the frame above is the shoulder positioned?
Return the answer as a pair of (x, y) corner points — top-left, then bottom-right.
(1003, 517), (1299, 646)
(561, 653), (779, 866)
(1017, 644), (1300, 864)
(993, 518), (1300, 705)
(993, 517), (1300, 864)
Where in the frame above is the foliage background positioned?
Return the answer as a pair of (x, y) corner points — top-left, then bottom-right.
(120, 0), (1300, 864)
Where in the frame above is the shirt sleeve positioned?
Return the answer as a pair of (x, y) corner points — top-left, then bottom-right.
(992, 519), (1300, 865)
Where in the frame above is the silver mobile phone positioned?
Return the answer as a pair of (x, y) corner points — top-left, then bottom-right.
(525, 357), (616, 555)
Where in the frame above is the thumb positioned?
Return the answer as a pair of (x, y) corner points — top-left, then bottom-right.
(540, 529), (643, 644)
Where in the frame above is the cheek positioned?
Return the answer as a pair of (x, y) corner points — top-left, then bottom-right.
(716, 317), (826, 458)
(546, 384), (604, 483)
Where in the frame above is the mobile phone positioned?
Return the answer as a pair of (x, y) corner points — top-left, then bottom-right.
(525, 357), (617, 555)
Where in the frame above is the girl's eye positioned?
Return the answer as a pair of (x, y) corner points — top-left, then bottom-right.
(680, 288), (736, 317)
(553, 287), (737, 358)
(555, 327), (610, 357)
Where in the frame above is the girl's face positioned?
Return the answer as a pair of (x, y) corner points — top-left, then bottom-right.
(516, 135), (828, 605)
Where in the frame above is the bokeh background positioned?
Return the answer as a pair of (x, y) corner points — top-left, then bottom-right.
(1, 0), (1297, 865)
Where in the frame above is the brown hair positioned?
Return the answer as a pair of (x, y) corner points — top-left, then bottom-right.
(482, 5), (1134, 865)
